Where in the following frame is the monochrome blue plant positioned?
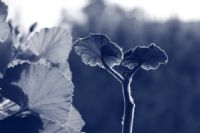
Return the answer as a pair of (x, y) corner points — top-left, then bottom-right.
(75, 34), (168, 133)
(0, 0), (169, 133)
(0, 1), (85, 132)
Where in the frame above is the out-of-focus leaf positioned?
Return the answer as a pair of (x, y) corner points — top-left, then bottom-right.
(41, 106), (85, 133)
(0, 0), (8, 21)
(74, 34), (123, 68)
(0, 98), (21, 120)
(27, 27), (72, 64)
(0, 0), (10, 43)
(0, 22), (10, 43)
(2, 63), (74, 124)
(121, 43), (168, 70)
(0, 40), (13, 78)
(29, 22), (37, 33)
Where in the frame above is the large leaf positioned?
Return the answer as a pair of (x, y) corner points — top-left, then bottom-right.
(41, 106), (85, 133)
(2, 63), (74, 124)
(0, 0), (10, 43)
(27, 27), (72, 64)
(121, 43), (168, 70)
(74, 34), (123, 68)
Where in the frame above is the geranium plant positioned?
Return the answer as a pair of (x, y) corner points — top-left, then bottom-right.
(74, 34), (168, 133)
(0, 1), (84, 133)
(0, 0), (168, 133)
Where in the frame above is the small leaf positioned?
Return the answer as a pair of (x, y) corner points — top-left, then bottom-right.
(74, 34), (123, 68)
(121, 43), (168, 70)
(2, 63), (74, 124)
(27, 27), (73, 64)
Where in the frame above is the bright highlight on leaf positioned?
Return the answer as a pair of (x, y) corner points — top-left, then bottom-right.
(0, 22), (10, 43)
(2, 63), (74, 125)
(65, 106), (85, 132)
(74, 34), (123, 68)
(41, 106), (85, 133)
(27, 27), (73, 64)
(121, 43), (168, 70)
(0, 0), (10, 43)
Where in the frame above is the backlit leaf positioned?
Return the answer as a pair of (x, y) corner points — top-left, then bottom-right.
(2, 63), (74, 124)
(27, 27), (72, 64)
(121, 43), (168, 70)
(40, 106), (85, 133)
(74, 34), (123, 68)
(65, 106), (85, 132)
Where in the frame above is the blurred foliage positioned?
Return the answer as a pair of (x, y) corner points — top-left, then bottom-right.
(63, 0), (200, 133)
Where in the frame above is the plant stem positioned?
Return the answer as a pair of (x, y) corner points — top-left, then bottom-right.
(121, 77), (135, 133)
(121, 64), (141, 133)
(101, 58), (123, 82)
(101, 57), (141, 133)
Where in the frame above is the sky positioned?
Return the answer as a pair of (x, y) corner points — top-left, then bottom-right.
(3, 0), (200, 30)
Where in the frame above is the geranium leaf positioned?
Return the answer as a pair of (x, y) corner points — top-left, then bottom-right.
(74, 33), (123, 68)
(65, 106), (85, 132)
(2, 63), (74, 124)
(27, 27), (72, 64)
(40, 106), (85, 133)
(121, 43), (168, 70)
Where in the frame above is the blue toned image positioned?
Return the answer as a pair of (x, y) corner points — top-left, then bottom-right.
(0, 0), (200, 133)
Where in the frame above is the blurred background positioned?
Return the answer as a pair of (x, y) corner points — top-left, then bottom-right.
(3, 0), (200, 133)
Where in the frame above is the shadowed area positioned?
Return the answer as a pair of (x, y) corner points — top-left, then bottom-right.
(0, 114), (43, 133)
